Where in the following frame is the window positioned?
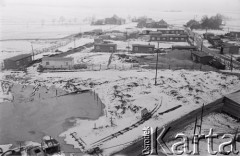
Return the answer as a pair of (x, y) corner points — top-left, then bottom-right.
(46, 62), (50, 65)
(175, 38), (179, 40)
(110, 47), (114, 51)
(96, 46), (100, 50)
(152, 37), (155, 40)
(166, 31), (169, 33)
(134, 47), (138, 51)
(170, 38), (173, 40)
(66, 62), (68, 65)
(148, 48), (152, 51)
(16, 61), (20, 66)
(157, 37), (160, 40)
(162, 38), (166, 40)
(181, 38), (184, 41)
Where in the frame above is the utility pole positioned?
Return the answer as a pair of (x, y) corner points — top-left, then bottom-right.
(31, 44), (34, 60)
(73, 37), (76, 49)
(155, 42), (160, 85)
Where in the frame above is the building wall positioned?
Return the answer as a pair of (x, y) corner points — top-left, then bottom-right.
(94, 45), (116, 52)
(191, 54), (213, 65)
(4, 56), (32, 70)
(42, 60), (73, 69)
(150, 36), (187, 42)
(223, 47), (239, 54)
(157, 30), (184, 34)
(132, 46), (154, 53)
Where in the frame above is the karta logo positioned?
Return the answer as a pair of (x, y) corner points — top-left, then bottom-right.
(142, 126), (240, 155)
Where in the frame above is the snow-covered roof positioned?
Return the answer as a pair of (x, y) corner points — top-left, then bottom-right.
(5, 53), (32, 61)
(132, 44), (155, 48)
(42, 57), (73, 61)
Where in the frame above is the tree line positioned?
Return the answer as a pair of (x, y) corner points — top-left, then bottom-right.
(185, 14), (224, 30)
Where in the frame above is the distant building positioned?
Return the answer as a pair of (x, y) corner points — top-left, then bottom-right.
(92, 19), (105, 25)
(229, 31), (240, 38)
(4, 54), (32, 70)
(99, 34), (111, 40)
(150, 35), (188, 42)
(172, 45), (198, 51)
(157, 29), (185, 35)
(132, 44), (155, 53)
(203, 33), (214, 39)
(191, 51), (213, 65)
(146, 19), (168, 28)
(220, 43), (240, 54)
(42, 57), (74, 69)
(94, 38), (103, 44)
(105, 15), (125, 25)
(94, 43), (117, 52)
(141, 30), (152, 35)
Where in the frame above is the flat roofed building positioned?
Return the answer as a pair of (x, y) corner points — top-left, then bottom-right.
(132, 44), (155, 53)
(42, 57), (74, 69)
(94, 43), (117, 52)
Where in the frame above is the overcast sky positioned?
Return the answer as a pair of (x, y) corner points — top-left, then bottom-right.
(1, 0), (240, 13)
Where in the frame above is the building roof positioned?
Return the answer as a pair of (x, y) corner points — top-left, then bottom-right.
(94, 43), (117, 46)
(158, 29), (184, 32)
(225, 91), (240, 105)
(191, 51), (212, 57)
(42, 57), (73, 61)
(158, 19), (168, 25)
(132, 44), (155, 48)
(230, 31), (240, 34)
(6, 54), (32, 61)
(221, 42), (239, 48)
(151, 34), (188, 37)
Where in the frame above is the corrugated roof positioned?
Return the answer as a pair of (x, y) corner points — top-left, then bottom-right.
(42, 57), (73, 61)
(225, 91), (240, 105)
(132, 44), (155, 48)
(6, 54), (32, 61)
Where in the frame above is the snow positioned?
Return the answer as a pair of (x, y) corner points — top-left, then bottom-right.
(14, 69), (238, 156)
(57, 38), (93, 52)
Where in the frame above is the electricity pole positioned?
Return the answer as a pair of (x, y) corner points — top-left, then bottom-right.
(31, 44), (34, 60)
(155, 42), (160, 85)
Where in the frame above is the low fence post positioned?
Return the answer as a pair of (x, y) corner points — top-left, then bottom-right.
(100, 64), (101, 71)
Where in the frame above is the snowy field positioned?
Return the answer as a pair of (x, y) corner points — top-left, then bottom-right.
(1, 69), (238, 155)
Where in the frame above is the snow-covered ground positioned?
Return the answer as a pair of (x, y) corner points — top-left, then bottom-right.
(8, 69), (236, 155)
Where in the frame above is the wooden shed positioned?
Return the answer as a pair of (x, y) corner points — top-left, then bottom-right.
(229, 31), (240, 38)
(94, 43), (117, 52)
(3, 54), (32, 70)
(132, 44), (155, 53)
(220, 43), (239, 54)
(223, 91), (240, 119)
(191, 51), (213, 65)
